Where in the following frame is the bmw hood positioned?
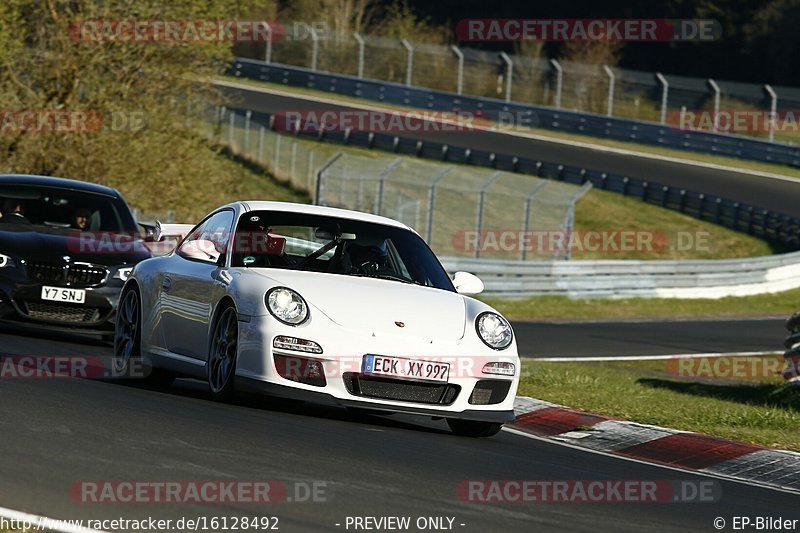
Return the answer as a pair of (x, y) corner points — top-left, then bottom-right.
(0, 225), (151, 265)
(251, 269), (467, 341)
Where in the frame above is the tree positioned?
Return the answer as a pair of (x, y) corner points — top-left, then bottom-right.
(0, 0), (237, 214)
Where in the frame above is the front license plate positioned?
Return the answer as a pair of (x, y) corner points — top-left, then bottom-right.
(41, 286), (86, 304)
(362, 354), (450, 383)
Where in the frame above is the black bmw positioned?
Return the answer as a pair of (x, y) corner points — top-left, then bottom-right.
(0, 175), (152, 338)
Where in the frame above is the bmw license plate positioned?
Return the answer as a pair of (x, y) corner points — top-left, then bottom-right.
(362, 354), (450, 383)
(41, 286), (86, 304)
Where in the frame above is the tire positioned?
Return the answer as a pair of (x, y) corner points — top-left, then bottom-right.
(446, 418), (504, 438)
(207, 305), (239, 401)
(113, 287), (175, 386)
(113, 287), (142, 378)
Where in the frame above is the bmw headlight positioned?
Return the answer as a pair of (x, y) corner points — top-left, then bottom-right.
(266, 287), (309, 325)
(0, 254), (15, 268)
(113, 266), (133, 281)
(476, 312), (513, 350)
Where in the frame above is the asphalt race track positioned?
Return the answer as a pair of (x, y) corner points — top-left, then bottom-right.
(222, 85), (800, 217)
(1, 325), (797, 532)
(513, 317), (785, 357)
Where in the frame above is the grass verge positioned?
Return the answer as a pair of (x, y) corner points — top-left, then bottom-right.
(572, 189), (776, 260)
(222, 76), (800, 181)
(484, 289), (800, 321)
(519, 357), (799, 451)
(123, 144), (309, 221)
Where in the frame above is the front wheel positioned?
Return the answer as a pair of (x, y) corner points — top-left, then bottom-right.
(447, 418), (504, 438)
(208, 306), (239, 401)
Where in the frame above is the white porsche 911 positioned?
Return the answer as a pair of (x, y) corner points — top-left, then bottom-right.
(114, 201), (519, 437)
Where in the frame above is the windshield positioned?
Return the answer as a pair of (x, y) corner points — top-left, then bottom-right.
(0, 185), (137, 232)
(231, 211), (455, 292)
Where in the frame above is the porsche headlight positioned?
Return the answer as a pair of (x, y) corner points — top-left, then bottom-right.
(0, 254), (15, 268)
(266, 287), (309, 325)
(476, 312), (513, 350)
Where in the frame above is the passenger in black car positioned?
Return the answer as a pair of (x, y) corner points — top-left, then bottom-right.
(72, 208), (92, 230)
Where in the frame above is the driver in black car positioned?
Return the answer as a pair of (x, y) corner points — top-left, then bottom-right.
(0, 198), (27, 222)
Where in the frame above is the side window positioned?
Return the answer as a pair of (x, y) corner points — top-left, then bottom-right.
(178, 210), (234, 263)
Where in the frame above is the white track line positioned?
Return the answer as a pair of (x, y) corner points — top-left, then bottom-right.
(0, 505), (107, 533)
(216, 78), (800, 185)
(529, 350), (779, 362)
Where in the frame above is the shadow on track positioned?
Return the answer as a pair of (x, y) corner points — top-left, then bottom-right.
(0, 322), (110, 349)
(637, 378), (799, 410)
(110, 377), (452, 436)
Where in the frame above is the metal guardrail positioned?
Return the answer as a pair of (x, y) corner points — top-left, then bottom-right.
(229, 59), (800, 168)
(216, 104), (800, 251)
(442, 251), (800, 299)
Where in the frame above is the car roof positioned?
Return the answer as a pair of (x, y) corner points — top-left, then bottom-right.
(0, 174), (120, 198)
(237, 201), (413, 231)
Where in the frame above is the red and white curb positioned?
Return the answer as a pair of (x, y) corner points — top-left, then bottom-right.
(510, 396), (800, 493)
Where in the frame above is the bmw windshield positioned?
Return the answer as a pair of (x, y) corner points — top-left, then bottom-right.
(0, 185), (137, 233)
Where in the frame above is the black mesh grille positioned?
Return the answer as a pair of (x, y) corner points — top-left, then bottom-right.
(343, 373), (460, 405)
(469, 380), (512, 405)
(20, 302), (101, 323)
(25, 262), (108, 288)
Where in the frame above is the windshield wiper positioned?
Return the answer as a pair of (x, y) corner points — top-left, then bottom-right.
(359, 273), (421, 285)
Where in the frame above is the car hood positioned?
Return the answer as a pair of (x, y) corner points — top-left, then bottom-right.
(250, 269), (466, 341)
(0, 225), (151, 265)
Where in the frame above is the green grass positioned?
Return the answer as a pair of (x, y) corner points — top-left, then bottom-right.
(221, 75), (800, 181)
(120, 143), (309, 222)
(519, 358), (800, 451)
(484, 288), (800, 321)
(573, 189), (775, 260)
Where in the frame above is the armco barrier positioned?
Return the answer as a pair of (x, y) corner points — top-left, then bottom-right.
(441, 251), (800, 299)
(228, 59), (800, 169)
(217, 106), (800, 250)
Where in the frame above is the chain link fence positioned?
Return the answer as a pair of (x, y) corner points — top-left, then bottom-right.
(316, 152), (590, 260)
(238, 26), (800, 144)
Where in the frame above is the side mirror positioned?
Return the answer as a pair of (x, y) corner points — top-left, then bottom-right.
(139, 222), (158, 243)
(179, 239), (220, 263)
(452, 271), (484, 295)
